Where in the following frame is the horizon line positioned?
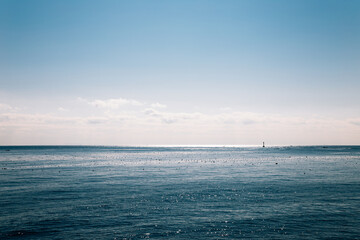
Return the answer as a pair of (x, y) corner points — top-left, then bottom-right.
(1, 144), (359, 147)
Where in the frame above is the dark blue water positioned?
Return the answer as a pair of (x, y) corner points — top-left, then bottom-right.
(1, 146), (359, 239)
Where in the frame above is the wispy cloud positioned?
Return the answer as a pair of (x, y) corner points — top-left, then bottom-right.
(57, 107), (68, 112)
(86, 117), (108, 125)
(349, 119), (360, 127)
(0, 103), (14, 111)
(0, 113), (82, 125)
(77, 97), (170, 114)
(143, 108), (162, 117)
(220, 107), (232, 111)
(1, 99), (359, 145)
(78, 97), (143, 109)
(143, 108), (203, 124)
(151, 103), (167, 109)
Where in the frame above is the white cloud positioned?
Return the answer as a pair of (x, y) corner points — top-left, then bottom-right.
(0, 113), (81, 125)
(87, 117), (108, 124)
(143, 108), (162, 117)
(220, 107), (232, 111)
(151, 102), (167, 108)
(143, 108), (204, 124)
(0, 103), (13, 111)
(1, 99), (360, 145)
(242, 119), (257, 125)
(78, 97), (143, 109)
(57, 107), (68, 112)
(77, 97), (169, 112)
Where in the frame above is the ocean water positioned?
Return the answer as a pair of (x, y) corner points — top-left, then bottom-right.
(0, 146), (359, 239)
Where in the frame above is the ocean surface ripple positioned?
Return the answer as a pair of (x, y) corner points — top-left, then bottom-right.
(1, 146), (359, 239)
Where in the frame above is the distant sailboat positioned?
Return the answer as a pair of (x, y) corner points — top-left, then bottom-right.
(263, 142), (265, 148)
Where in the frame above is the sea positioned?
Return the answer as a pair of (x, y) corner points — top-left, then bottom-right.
(0, 146), (359, 239)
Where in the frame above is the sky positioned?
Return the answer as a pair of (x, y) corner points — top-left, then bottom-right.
(0, 0), (360, 145)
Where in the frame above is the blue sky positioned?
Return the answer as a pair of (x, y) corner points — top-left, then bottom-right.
(1, 0), (360, 145)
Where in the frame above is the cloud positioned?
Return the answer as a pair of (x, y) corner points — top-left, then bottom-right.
(220, 107), (232, 111)
(0, 113), (81, 125)
(352, 122), (360, 126)
(151, 103), (167, 108)
(143, 108), (206, 124)
(0, 103), (13, 111)
(1, 98), (360, 145)
(78, 97), (143, 109)
(87, 117), (108, 124)
(57, 107), (68, 112)
(349, 119), (360, 127)
(77, 97), (169, 113)
(0, 115), (10, 122)
(142, 108), (280, 126)
(242, 119), (257, 125)
(143, 108), (161, 117)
